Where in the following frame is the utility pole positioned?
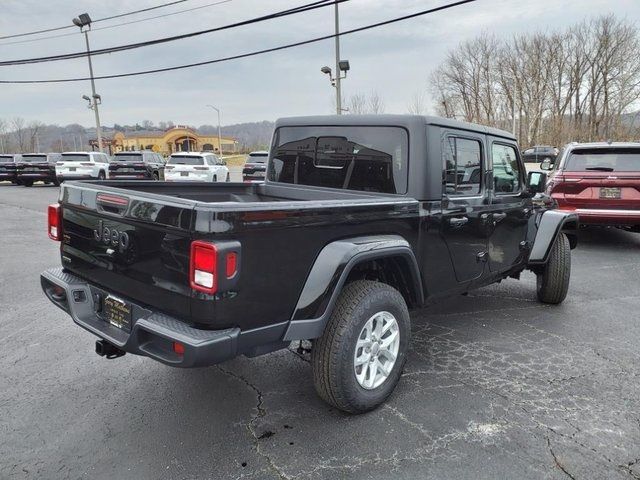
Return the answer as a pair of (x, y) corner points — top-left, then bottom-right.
(321, 4), (349, 114)
(334, 3), (341, 115)
(206, 105), (222, 156)
(74, 13), (103, 153)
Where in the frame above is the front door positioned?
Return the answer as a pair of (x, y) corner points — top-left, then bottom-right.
(440, 132), (491, 284)
(486, 140), (531, 273)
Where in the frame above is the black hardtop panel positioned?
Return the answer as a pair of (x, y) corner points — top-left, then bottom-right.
(275, 114), (515, 141)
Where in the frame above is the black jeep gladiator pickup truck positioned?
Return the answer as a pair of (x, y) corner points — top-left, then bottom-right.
(41, 115), (577, 413)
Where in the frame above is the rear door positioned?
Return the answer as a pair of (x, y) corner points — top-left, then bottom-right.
(110, 153), (146, 178)
(440, 130), (490, 283)
(19, 154), (51, 176)
(486, 139), (530, 273)
(57, 153), (91, 177)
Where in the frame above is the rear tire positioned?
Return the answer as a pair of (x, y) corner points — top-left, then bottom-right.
(536, 233), (571, 304)
(98, 171), (106, 180)
(212, 175), (217, 183)
(311, 280), (410, 414)
(226, 173), (230, 182)
(22, 181), (33, 187)
(152, 172), (159, 181)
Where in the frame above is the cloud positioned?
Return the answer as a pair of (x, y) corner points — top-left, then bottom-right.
(0, 0), (638, 126)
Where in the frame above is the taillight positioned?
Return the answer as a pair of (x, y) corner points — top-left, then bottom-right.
(48, 204), (62, 241)
(164, 165), (174, 170)
(190, 240), (241, 294)
(190, 241), (218, 293)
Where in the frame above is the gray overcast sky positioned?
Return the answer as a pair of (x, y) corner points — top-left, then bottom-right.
(1, 0), (639, 127)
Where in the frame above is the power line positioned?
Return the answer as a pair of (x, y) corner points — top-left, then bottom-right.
(0, 0), (235, 47)
(0, 0), (477, 84)
(0, 0), (190, 40)
(0, 0), (338, 66)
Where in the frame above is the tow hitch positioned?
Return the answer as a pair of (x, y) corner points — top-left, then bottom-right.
(95, 340), (126, 359)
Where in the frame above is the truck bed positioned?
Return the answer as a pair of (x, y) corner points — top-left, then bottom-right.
(57, 180), (419, 332)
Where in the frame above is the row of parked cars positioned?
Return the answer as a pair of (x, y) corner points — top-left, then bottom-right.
(0, 150), (237, 186)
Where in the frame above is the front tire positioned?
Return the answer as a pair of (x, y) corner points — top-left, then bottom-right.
(536, 233), (571, 304)
(311, 280), (410, 414)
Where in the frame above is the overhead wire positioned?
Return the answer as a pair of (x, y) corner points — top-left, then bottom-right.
(0, 0), (339, 66)
(0, 0), (235, 47)
(0, 0), (478, 84)
(0, 0), (191, 40)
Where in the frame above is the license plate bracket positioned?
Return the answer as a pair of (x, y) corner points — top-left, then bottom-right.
(103, 295), (132, 332)
(600, 187), (621, 199)
(180, 171), (188, 176)
(69, 167), (76, 172)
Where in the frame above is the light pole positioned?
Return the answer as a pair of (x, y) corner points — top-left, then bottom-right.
(73, 13), (103, 153)
(206, 105), (222, 156)
(320, 3), (350, 114)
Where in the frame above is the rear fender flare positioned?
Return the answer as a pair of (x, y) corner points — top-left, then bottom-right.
(528, 210), (579, 264)
(283, 235), (423, 341)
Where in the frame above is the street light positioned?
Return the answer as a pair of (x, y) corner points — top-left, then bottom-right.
(73, 12), (104, 153)
(320, 3), (349, 114)
(206, 105), (222, 157)
(321, 59), (350, 114)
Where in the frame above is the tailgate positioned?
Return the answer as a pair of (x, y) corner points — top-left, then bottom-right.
(109, 162), (149, 178)
(559, 172), (640, 209)
(59, 185), (196, 321)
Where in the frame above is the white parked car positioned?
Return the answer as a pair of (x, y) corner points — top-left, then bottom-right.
(164, 152), (229, 182)
(55, 151), (111, 182)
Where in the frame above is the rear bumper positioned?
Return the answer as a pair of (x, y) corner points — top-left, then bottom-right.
(19, 173), (55, 180)
(40, 267), (240, 367)
(0, 173), (17, 181)
(108, 172), (152, 180)
(558, 207), (640, 225)
(58, 175), (95, 181)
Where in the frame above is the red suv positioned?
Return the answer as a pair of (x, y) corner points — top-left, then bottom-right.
(543, 142), (640, 230)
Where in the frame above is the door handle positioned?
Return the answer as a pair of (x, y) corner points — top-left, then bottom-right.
(493, 213), (507, 222)
(449, 216), (469, 227)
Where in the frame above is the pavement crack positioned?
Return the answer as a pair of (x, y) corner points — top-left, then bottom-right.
(619, 458), (640, 480)
(215, 365), (290, 480)
(547, 437), (577, 480)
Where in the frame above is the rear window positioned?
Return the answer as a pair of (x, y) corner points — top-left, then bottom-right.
(21, 155), (47, 163)
(565, 148), (640, 172)
(248, 153), (268, 163)
(0, 155), (13, 163)
(114, 154), (143, 162)
(168, 156), (204, 166)
(61, 154), (90, 162)
(268, 126), (409, 194)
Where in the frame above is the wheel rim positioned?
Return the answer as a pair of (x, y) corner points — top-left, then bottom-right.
(353, 311), (400, 390)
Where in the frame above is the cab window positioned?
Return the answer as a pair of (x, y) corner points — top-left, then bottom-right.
(443, 136), (482, 196)
(492, 143), (522, 194)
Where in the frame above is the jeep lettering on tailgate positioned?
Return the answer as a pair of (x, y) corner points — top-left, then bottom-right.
(93, 219), (130, 252)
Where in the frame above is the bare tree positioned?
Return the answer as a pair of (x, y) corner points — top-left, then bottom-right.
(429, 16), (640, 147)
(348, 93), (367, 114)
(0, 119), (8, 153)
(12, 117), (28, 152)
(407, 92), (427, 115)
(368, 91), (385, 114)
(28, 121), (45, 152)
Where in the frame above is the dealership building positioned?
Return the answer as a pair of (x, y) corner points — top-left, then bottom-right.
(91, 126), (238, 155)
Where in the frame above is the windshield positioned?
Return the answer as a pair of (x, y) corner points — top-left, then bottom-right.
(268, 126), (409, 194)
(114, 154), (143, 162)
(168, 156), (204, 165)
(0, 155), (14, 163)
(61, 154), (90, 162)
(21, 155), (47, 163)
(565, 148), (640, 172)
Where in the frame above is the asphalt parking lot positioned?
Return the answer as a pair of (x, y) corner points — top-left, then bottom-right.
(1, 183), (639, 480)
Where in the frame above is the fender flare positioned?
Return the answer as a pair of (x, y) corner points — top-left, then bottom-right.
(528, 210), (579, 264)
(283, 235), (423, 341)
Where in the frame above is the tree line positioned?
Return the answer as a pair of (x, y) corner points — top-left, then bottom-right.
(430, 15), (640, 147)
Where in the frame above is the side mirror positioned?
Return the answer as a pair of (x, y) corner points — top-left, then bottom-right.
(540, 158), (553, 171)
(527, 171), (547, 194)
